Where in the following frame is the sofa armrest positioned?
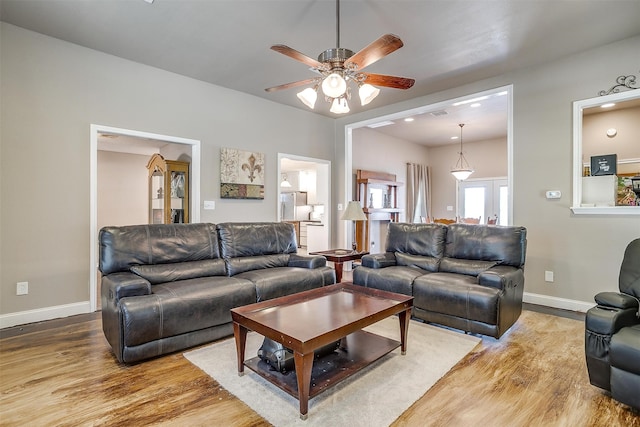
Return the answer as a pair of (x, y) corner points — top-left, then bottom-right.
(477, 265), (523, 291)
(361, 252), (397, 269)
(594, 292), (639, 311)
(288, 254), (327, 269)
(102, 272), (151, 302)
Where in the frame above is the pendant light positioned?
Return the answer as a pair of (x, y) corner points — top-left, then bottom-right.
(450, 123), (474, 181)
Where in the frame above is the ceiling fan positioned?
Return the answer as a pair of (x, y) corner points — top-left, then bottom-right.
(265, 0), (415, 114)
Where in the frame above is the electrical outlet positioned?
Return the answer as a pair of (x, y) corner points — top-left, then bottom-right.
(545, 271), (554, 282)
(337, 203), (343, 210)
(17, 281), (29, 295)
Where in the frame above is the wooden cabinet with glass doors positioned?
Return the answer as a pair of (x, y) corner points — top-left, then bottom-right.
(147, 153), (190, 224)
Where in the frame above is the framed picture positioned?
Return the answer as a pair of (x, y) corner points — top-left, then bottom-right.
(590, 154), (617, 176)
(220, 148), (265, 199)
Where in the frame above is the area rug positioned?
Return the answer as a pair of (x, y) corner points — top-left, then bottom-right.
(184, 318), (480, 426)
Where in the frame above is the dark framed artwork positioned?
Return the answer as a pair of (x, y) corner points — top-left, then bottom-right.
(220, 148), (265, 199)
(590, 154), (617, 176)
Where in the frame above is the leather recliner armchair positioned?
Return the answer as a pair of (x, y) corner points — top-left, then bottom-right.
(585, 238), (640, 411)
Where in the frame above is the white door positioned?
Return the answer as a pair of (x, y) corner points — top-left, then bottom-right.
(458, 178), (509, 225)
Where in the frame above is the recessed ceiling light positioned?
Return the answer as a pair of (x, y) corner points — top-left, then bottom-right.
(404, 117), (414, 122)
(470, 103), (481, 108)
(601, 103), (615, 108)
(367, 120), (395, 128)
(451, 136), (459, 140)
(452, 96), (489, 106)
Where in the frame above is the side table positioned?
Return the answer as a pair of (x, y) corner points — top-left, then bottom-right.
(308, 249), (369, 283)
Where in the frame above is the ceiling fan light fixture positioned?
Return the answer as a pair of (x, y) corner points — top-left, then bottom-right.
(359, 83), (380, 106)
(322, 72), (347, 98)
(330, 97), (350, 114)
(296, 87), (318, 109)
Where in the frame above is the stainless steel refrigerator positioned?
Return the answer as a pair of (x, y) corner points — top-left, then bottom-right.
(281, 192), (309, 221)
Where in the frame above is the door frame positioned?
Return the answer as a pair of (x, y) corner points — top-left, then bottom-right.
(89, 124), (201, 312)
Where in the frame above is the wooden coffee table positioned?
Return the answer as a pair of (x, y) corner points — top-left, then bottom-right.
(308, 249), (368, 282)
(231, 283), (413, 420)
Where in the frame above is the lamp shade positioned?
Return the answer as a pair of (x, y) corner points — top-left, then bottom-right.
(322, 73), (347, 98)
(341, 201), (367, 221)
(330, 97), (350, 114)
(296, 87), (317, 109)
(359, 84), (380, 106)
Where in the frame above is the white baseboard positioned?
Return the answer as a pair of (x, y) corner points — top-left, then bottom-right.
(0, 302), (92, 329)
(523, 292), (595, 313)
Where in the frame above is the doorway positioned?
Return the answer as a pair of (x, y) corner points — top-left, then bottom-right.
(278, 154), (331, 254)
(345, 85), (513, 245)
(89, 125), (201, 312)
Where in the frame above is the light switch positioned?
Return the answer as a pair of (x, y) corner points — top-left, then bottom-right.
(545, 191), (561, 199)
(204, 200), (215, 210)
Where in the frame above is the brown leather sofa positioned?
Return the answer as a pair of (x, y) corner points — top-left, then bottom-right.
(353, 223), (527, 338)
(99, 222), (335, 364)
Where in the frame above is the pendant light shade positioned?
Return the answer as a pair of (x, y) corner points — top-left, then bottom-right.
(281, 174), (292, 188)
(450, 123), (474, 181)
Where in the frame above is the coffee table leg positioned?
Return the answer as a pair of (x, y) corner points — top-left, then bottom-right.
(398, 308), (410, 355)
(293, 351), (315, 420)
(232, 322), (248, 376)
(334, 261), (344, 283)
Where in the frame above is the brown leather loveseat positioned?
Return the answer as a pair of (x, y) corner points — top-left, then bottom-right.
(353, 223), (527, 338)
(99, 222), (335, 363)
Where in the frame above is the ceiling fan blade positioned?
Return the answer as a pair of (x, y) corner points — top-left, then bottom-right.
(361, 73), (415, 89)
(344, 34), (404, 70)
(270, 45), (324, 69)
(265, 78), (319, 93)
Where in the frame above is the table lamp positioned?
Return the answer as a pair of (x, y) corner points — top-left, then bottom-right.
(341, 201), (367, 250)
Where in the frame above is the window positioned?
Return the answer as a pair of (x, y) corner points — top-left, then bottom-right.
(458, 178), (508, 225)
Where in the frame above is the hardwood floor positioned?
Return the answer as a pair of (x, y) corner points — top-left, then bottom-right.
(1, 305), (638, 426)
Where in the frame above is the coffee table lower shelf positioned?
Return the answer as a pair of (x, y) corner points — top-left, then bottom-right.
(244, 329), (400, 401)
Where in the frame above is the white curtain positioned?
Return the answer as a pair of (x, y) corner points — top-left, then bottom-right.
(406, 163), (431, 223)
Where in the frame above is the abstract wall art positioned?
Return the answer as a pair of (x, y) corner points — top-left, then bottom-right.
(220, 148), (265, 199)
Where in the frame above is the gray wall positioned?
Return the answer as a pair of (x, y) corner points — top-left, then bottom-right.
(0, 23), (334, 318)
(336, 35), (640, 311)
(2, 22), (639, 323)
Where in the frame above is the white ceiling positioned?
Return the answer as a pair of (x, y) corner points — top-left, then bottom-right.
(3, 0), (639, 146)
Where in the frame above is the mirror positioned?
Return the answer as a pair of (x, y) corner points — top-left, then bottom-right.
(572, 88), (640, 214)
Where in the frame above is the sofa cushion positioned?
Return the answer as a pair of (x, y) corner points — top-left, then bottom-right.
(234, 267), (334, 301)
(217, 222), (297, 259)
(120, 276), (256, 347)
(386, 223), (447, 257)
(353, 265), (424, 296)
(413, 272), (501, 325)
(445, 224), (527, 268)
(225, 254), (290, 276)
(439, 258), (498, 277)
(130, 259), (227, 285)
(99, 223), (220, 275)
(396, 252), (440, 272)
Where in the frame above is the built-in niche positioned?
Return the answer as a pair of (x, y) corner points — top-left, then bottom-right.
(571, 80), (640, 215)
